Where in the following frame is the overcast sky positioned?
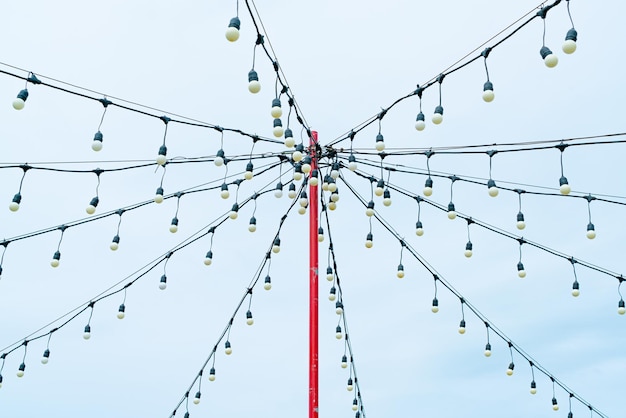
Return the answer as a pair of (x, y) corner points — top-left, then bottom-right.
(0, 1), (624, 417)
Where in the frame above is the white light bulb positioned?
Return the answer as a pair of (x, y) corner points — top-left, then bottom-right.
(244, 171), (253, 181)
(225, 347), (232, 355)
(155, 194), (164, 204)
(586, 230), (596, 240)
(447, 211), (456, 220)
(248, 224), (257, 233)
(516, 221), (526, 230)
(229, 211), (238, 220)
(91, 141), (103, 152)
(482, 90), (495, 103)
(545, 54), (559, 68)
(159, 282), (167, 290)
(618, 307), (626, 315)
(50, 259), (60, 268)
(209, 375), (216, 382)
(488, 186), (499, 197)
(530, 386), (537, 395)
(86, 205), (96, 215)
(110, 242), (119, 251)
(246, 318), (254, 326)
(9, 202), (19, 212)
(553, 404), (559, 411)
(273, 126), (284, 138)
(560, 184), (571, 195)
(365, 208), (374, 217)
(348, 161), (357, 171)
(272, 245), (280, 254)
(431, 306), (439, 313)
(572, 289), (580, 297)
(12, 98), (25, 110)
(562, 39), (577, 54)
(284, 137), (295, 148)
(328, 201), (337, 211)
(41, 358), (49, 365)
(423, 187), (433, 197)
(336, 332), (343, 340)
(169, 224), (178, 233)
(328, 183), (337, 193)
(298, 207), (306, 215)
(484, 350), (491, 357)
(302, 163), (311, 174)
(416, 228), (424, 236)
(204, 257), (212, 266)
(432, 113), (443, 125)
(271, 107), (282, 119)
(458, 327), (466, 335)
(310, 177), (319, 186)
(248, 81), (261, 94)
(274, 189), (283, 198)
(293, 172), (303, 181)
(156, 155), (167, 166)
(292, 150), (303, 162)
(365, 240), (373, 248)
(214, 156), (224, 167)
(83, 332), (91, 340)
(383, 197), (391, 207)
(328, 293), (336, 301)
(193, 398), (201, 405)
(220, 190), (230, 199)
(375, 141), (385, 152)
(225, 28), (240, 42)
(264, 282), (272, 290)
(464, 250), (473, 258)
(397, 270), (405, 279)
(506, 368), (514, 376)
(331, 193), (339, 203)
(288, 190), (297, 199)
(518, 270), (526, 279)
(415, 120), (426, 131)
(374, 188), (383, 197)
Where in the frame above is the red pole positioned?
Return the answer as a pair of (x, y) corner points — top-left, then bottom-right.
(309, 131), (319, 418)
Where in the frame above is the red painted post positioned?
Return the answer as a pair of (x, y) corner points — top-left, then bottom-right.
(309, 131), (319, 418)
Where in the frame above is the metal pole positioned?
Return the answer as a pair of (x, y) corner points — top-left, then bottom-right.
(309, 130), (319, 418)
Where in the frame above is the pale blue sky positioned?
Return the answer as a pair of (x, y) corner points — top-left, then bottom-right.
(0, 1), (624, 417)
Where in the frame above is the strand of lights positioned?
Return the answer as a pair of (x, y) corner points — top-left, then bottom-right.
(0, 65), (283, 146)
(167, 180), (305, 417)
(0, 176), (294, 375)
(326, 0), (577, 148)
(343, 167), (626, 291)
(320, 190), (367, 418)
(338, 175), (608, 417)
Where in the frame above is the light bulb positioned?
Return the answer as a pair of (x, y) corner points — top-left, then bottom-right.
(225, 341), (232, 355)
(159, 274), (167, 290)
(328, 181), (337, 193)
(225, 17), (241, 42)
(559, 176), (571, 195)
(274, 182), (283, 198)
(432, 105), (444, 124)
(482, 81), (495, 102)
(243, 162), (254, 180)
(292, 150), (303, 163)
(248, 70), (261, 94)
(270, 98), (282, 118)
(431, 298), (439, 313)
(341, 355), (348, 368)
(336, 301), (343, 315)
(458, 319), (466, 334)
(487, 179), (498, 197)
(484, 343), (492, 357)
(330, 162), (340, 179)
(517, 262), (526, 278)
(86, 196), (99, 214)
(117, 303), (126, 319)
(17, 363), (25, 378)
(618, 299), (625, 315)
(348, 154), (357, 171)
(209, 367), (216, 381)
(374, 179), (384, 197)
(328, 286), (337, 301)
(264, 275), (272, 290)
(155, 187), (164, 204)
(423, 178), (433, 196)
(193, 392), (201, 405)
(156, 145), (167, 166)
(530, 380), (537, 395)
(347, 378), (354, 391)
(169, 217), (179, 233)
(415, 112), (426, 131)
(562, 28), (577, 54)
(540, 46), (558, 68)
(12, 89), (28, 110)
(506, 362), (515, 376)
(326, 267), (334, 282)
(41, 349), (50, 364)
(229, 203), (239, 220)
(287, 184), (297, 199)
(464, 241), (473, 258)
(552, 398), (559, 411)
(83, 325), (92, 340)
(397, 264), (405, 279)
(415, 220), (424, 236)
(336, 325), (343, 340)
(220, 183), (230, 199)
(298, 206), (307, 215)
(302, 156), (312, 174)
(9, 193), (21, 212)
(214, 149), (225, 166)
(248, 217), (257, 232)
(365, 232), (373, 248)
(375, 133), (385, 152)
(284, 129), (295, 148)
(204, 251), (213, 266)
(50, 251), (61, 268)
(272, 118), (284, 138)
(516, 212), (526, 230)
(365, 201), (375, 217)
(328, 201), (337, 211)
(586, 223), (596, 239)
(572, 281), (580, 297)
(272, 237), (281, 254)
(383, 189), (392, 206)
(92, 131), (103, 151)
(246, 310), (254, 325)
(352, 400), (358, 411)
(447, 202), (456, 220)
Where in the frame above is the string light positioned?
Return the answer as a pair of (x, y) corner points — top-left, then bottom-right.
(41, 333), (53, 365)
(415, 196), (424, 236)
(515, 189), (527, 230)
(584, 195), (596, 239)
(458, 299), (466, 334)
(529, 362), (538, 394)
(432, 74), (445, 124)
(8, 165), (30, 212)
(83, 302), (95, 340)
(375, 113), (386, 152)
(159, 252), (173, 290)
(557, 143), (571, 195)
(225, 15), (241, 42)
(486, 150), (499, 197)
(431, 276), (439, 313)
(617, 280), (625, 315)
(414, 86), (426, 131)
(247, 34), (264, 94)
(447, 175), (459, 220)
(562, 0), (578, 54)
(506, 342), (515, 376)
(484, 323), (492, 357)
(16, 342), (27, 378)
(91, 98), (112, 151)
(12, 72), (40, 110)
(570, 259), (581, 297)
(117, 286), (128, 319)
(517, 239), (527, 278)
(464, 219), (474, 258)
(538, 6), (559, 68)
(397, 241), (405, 279)
(50, 225), (67, 268)
(86, 169), (103, 215)
(481, 48), (495, 102)
(156, 116), (171, 166)
(552, 378), (560, 411)
(193, 371), (202, 404)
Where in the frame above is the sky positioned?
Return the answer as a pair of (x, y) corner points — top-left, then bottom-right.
(0, 1), (624, 417)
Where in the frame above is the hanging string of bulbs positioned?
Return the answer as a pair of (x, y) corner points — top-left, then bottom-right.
(336, 174), (609, 418)
(326, 0), (577, 149)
